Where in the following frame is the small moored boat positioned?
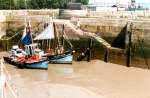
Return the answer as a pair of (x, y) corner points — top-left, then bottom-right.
(47, 50), (72, 64)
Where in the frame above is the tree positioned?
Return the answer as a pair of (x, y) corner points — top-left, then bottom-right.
(36, 0), (47, 9)
(29, 0), (39, 9)
(18, 0), (26, 9)
(46, 0), (67, 9)
(29, 0), (50, 9)
(0, 0), (15, 9)
(0, 0), (89, 9)
(76, 0), (89, 5)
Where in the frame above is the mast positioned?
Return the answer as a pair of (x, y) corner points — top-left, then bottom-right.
(53, 22), (57, 50)
(48, 17), (53, 49)
(20, 0), (32, 45)
(54, 22), (61, 49)
(62, 24), (65, 46)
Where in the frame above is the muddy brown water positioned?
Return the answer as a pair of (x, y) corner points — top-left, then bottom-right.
(1, 52), (150, 98)
(0, 52), (104, 98)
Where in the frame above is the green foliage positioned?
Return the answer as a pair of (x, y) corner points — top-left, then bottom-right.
(29, 0), (39, 9)
(18, 0), (26, 9)
(51, 0), (66, 8)
(0, 0), (89, 9)
(76, 0), (89, 5)
(0, 0), (15, 9)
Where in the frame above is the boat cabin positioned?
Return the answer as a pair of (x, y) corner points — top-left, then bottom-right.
(11, 45), (26, 57)
(25, 44), (45, 56)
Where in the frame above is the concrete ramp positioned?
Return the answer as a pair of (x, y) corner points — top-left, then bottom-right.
(90, 34), (111, 48)
(53, 19), (111, 48)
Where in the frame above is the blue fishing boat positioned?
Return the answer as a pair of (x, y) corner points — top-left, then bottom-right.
(25, 59), (49, 69)
(4, 19), (49, 70)
(3, 56), (49, 70)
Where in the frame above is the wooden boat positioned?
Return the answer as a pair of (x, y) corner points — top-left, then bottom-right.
(34, 17), (73, 64)
(47, 50), (72, 64)
(4, 19), (49, 70)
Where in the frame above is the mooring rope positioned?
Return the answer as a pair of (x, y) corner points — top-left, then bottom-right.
(0, 32), (21, 41)
(63, 31), (73, 49)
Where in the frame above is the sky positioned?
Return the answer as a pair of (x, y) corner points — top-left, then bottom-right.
(89, 0), (150, 8)
(89, 0), (150, 4)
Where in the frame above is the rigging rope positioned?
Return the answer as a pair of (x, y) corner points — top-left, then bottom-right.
(0, 32), (21, 41)
(55, 24), (61, 47)
(63, 31), (73, 49)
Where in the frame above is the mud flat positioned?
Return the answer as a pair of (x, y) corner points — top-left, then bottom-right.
(1, 52), (150, 98)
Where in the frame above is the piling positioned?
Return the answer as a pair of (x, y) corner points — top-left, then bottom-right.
(126, 22), (132, 67)
(62, 24), (65, 46)
(87, 38), (92, 62)
(104, 48), (109, 62)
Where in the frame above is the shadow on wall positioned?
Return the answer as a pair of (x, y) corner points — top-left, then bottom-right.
(111, 25), (127, 49)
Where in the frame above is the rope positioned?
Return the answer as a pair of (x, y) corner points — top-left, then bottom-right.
(0, 32), (21, 41)
(55, 24), (61, 47)
(63, 31), (73, 49)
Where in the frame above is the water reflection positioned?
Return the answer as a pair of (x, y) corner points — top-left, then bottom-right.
(56, 67), (74, 76)
(49, 64), (74, 76)
(31, 71), (49, 81)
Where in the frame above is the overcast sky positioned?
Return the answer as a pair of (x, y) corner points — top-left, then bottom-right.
(89, 0), (150, 4)
(88, 0), (150, 8)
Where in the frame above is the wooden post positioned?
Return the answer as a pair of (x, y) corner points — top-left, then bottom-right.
(6, 40), (9, 51)
(6, 40), (8, 51)
(87, 38), (92, 62)
(40, 40), (43, 49)
(53, 22), (57, 49)
(104, 48), (109, 62)
(62, 24), (65, 46)
(126, 22), (132, 67)
(126, 31), (132, 67)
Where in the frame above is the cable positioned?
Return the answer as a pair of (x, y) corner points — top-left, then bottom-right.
(1, 32), (21, 41)
(63, 30), (73, 49)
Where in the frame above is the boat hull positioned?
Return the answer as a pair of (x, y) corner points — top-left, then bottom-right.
(3, 57), (49, 70)
(3, 57), (24, 68)
(25, 60), (49, 69)
(47, 51), (73, 64)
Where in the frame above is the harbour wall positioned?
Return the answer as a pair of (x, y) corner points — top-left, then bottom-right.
(71, 18), (150, 43)
(87, 11), (150, 19)
(0, 10), (149, 69)
(71, 17), (150, 69)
